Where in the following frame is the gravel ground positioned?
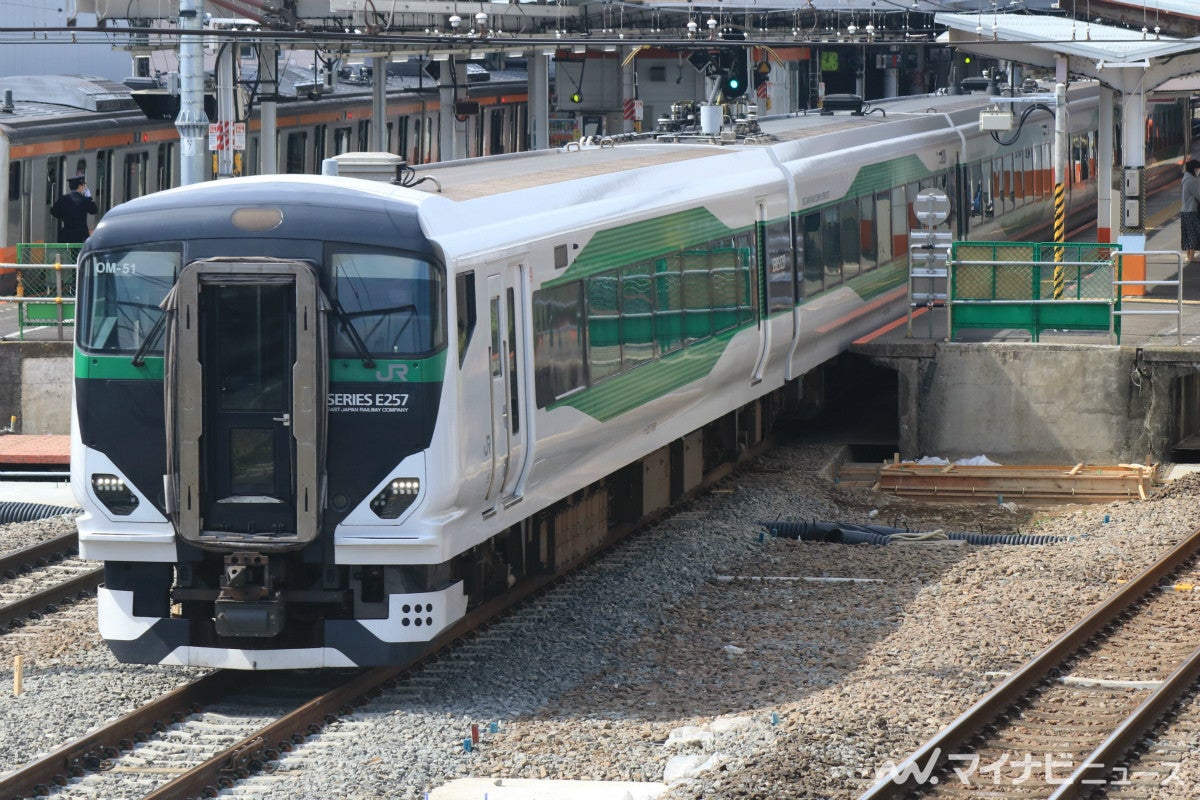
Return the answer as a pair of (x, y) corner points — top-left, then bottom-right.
(2, 441), (1199, 799)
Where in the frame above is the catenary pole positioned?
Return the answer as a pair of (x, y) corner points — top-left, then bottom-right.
(177, 0), (208, 186)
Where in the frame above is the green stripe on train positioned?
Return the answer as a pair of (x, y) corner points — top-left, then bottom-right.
(546, 156), (931, 288)
(329, 352), (447, 382)
(549, 208), (744, 285)
(844, 155), (935, 199)
(74, 350), (447, 383)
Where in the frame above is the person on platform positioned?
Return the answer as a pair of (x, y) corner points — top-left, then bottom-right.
(1181, 159), (1200, 263)
(50, 176), (98, 255)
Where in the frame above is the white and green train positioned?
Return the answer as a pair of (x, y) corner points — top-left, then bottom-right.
(71, 85), (1173, 669)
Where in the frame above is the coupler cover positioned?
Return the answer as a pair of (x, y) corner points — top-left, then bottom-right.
(215, 597), (286, 638)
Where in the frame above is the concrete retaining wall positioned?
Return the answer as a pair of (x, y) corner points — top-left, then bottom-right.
(857, 341), (1186, 466)
(0, 342), (72, 435)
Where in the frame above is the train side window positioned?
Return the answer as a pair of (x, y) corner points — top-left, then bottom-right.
(681, 250), (712, 342)
(654, 255), (684, 354)
(314, 125), (327, 165)
(335, 127), (352, 155)
(46, 157), (64, 208)
(765, 218), (794, 313)
(734, 232), (755, 325)
(801, 211), (823, 299)
(8, 162), (18, 202)
(396, 117), (409, 160)
(874, 192), (893, 267)
(96, 151), (113, 209)
(858, 196), (877, 271)
(286, 132), (307, 173)
(839, 200), (861, 281)
(123, 152), (148, 202)
(710, 241), (741, 332)
(156, 144), (174, 191)
(821, 206), (842, 289)
(532, 282), (584, 407)
(620, 262), (655, 370)
(586, 270), (621, 382)
(330, 250), (446, 357)
(456, 271), (476, 367)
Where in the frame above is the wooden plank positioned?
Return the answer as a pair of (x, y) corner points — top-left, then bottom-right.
(875, 462), (1156, 504)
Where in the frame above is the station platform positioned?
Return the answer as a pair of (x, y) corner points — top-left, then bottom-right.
(0, 433), (76, 507)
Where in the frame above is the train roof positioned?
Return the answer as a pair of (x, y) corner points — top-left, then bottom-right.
(407, 91), (1013, 202)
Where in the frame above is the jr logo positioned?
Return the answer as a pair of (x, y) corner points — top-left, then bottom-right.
(375, 363), (410, 382)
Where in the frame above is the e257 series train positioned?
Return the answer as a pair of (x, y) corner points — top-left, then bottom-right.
(73, 83), (1187, 669)
(0, 69), (530, 292)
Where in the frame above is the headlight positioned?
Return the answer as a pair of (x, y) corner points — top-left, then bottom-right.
(370, 478), (420, 519)
(91, 473), (139, 515)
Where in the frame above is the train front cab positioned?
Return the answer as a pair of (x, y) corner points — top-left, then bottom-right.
(79, 242), (467, 670)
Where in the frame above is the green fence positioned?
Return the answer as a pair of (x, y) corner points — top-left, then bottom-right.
(15, 243), (78, 340)
(949, 241), (1121, 342)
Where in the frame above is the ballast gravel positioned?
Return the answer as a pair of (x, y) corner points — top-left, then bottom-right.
(2, 442), (1199, 799)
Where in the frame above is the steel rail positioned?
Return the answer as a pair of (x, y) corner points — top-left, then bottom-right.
(1048, 643), (1200, 800)
(0, 566), (103, 629)
(0, 671), (241, 799)
(856, 526), (1200, 799)
(139, 570), (565, 800)
(0, 532), (78, 575)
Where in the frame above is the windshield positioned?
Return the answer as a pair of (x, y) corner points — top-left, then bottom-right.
(330, 251), (446, 358)
(78, 246), (182, 353)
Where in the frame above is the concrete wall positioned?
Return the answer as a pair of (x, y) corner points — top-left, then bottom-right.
(0, 343), (72, 436)
(857, 341), (1184, 465)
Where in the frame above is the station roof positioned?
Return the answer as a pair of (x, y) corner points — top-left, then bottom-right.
(936, 11), (1200, 92)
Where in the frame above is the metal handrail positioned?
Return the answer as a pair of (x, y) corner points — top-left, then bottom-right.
(0, 261), (76, 341)
(1111, 250), (1183, 346)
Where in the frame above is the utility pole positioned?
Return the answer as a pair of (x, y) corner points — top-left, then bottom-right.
(177, 0), (208, 185)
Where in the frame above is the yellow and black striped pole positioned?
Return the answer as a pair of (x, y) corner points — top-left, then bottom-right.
(1052, 180), (1066, 298)
(1052, 80), (1068, 300)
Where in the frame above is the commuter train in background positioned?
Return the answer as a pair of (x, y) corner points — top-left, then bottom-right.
(72, 82), (1189, 669)
(0, 66), (530, 292)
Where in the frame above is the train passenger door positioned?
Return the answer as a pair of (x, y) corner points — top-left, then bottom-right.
(484, 267), (529, 507)
(165, 259), (327, 549)
(751, 198), (770, 384)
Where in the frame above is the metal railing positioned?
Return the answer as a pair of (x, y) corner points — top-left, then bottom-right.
(0, 259), (78, 341)
(1111, 250), (1184, 346)
(946, 241), (1122, 343)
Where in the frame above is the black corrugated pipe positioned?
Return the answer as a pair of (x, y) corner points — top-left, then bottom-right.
(760, 520), (1068, 545)
(0, 503), (80, 524)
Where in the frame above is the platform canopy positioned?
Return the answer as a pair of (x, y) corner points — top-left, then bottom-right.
(935, 11), (1200, 93)
(65, 0), (1062, 50)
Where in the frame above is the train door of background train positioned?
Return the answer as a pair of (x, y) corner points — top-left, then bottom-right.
(166, 260), (325, 547)
(484, 268), (528, 505)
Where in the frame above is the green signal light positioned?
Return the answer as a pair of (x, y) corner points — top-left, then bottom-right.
(728, 78), (741, 89)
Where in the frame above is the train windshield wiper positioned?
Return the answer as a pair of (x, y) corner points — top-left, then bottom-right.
(332, 298), (376, 368)
(130, 313), (167, 367)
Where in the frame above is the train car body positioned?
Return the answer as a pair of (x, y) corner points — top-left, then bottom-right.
(72, 84), (1182, 669)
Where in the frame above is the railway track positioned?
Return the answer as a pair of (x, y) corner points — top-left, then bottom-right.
(0, 532), (101, 631)
(858, 527), (1200, 799)
(0, 513), (671, 799)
